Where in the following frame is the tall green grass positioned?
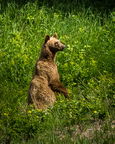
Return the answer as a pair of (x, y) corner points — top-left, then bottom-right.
(0, 1), (115, 143)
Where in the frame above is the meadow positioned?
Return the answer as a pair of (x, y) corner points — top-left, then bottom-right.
(0, 0), (115, 143)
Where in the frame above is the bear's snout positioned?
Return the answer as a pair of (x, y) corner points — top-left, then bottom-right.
(60, 44), (66, 50)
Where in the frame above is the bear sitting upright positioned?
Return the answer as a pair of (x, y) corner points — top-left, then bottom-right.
(28, 34), (68, 109)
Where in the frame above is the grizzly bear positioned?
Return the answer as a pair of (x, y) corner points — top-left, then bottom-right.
(28, 34), (68, 109)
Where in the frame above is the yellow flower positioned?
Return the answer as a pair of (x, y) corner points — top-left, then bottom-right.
(54, 13), (59, 18)
(4, 113), (8, 116)
(93, 111), (97, 114)
(79, 27), (84, 32)
(37, 109), (42, 112)
(84, 45), (91, 48)
(28, 110), (32, 114)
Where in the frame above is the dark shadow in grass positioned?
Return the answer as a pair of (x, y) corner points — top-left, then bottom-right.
(1, 0), (115, 14)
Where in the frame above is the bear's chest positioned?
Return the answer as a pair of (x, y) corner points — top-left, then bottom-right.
(37, 61), (60, 81)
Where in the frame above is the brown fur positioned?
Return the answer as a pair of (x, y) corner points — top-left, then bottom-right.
(28, 34), (68, 109)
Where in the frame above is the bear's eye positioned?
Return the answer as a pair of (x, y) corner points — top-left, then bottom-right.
(54, 42), (58, 46)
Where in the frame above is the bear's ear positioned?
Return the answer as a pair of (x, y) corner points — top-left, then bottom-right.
(44, 35), (50, 43)
(53, 33), (58, 38)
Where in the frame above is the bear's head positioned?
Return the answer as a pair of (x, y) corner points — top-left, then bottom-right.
(44, 34), (66, 52)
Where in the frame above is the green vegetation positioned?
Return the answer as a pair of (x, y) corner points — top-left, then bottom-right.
(0, 0), (115, 143)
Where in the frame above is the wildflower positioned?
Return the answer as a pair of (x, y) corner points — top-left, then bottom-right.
(28, 110), (32, 114)
(54, 13), (59, 18)
(79, 27), (84, 32)
(37, 109), (42, 112)
(3, 113), (8, 116)
(72, 15), (76, 18)
(84, 45), (91, 48)
(93, 111), (97, 114)
(27, 15), (34, 20)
